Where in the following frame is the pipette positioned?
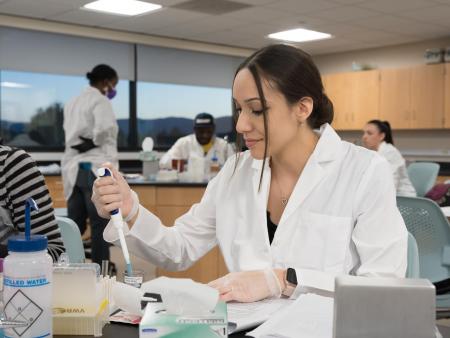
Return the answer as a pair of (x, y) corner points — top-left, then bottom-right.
(97, 167), (133, 276)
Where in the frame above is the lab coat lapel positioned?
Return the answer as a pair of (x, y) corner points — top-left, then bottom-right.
(279, 124), (342, 224)
(252, 159), (272, 246)
(280, 155), (325, 224)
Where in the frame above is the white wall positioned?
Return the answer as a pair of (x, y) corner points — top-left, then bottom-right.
(313, 37), (450, 161)
(314, 37), (450, 74)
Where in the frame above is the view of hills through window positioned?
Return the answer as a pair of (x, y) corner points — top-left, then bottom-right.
(137, 82), (232, 149)
(0, 70), (233, 150)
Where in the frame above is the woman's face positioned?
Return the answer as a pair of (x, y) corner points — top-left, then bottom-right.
(233, 68), (299, 160)
(362, 123), (385, 150)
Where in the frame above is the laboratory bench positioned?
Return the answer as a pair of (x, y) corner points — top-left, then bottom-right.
(53, 322), (450, 338)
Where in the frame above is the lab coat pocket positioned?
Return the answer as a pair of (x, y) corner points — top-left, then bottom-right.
(295, 211), (352, 272)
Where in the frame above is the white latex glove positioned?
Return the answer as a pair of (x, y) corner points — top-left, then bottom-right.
(91, 162), (135, 220)
(208, 269), (283, 303)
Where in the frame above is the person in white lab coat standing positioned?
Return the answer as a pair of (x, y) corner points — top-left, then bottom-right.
(92, 45), (407, 302)
(62, 64), (119, 265)
(159, 112), (234, 169)
(362, 120), (416, 197)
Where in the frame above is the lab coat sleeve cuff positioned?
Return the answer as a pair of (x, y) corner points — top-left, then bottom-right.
(103, 216), (131, 243)
(123, 190), (139, 222)
(291, 268), (336, 298)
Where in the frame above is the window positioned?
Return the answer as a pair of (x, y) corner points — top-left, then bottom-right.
(0, 70), (130, 149)
(137, 82), (233, 150)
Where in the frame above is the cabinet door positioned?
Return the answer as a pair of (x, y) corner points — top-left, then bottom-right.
(445, 64), (450, 129)
(44, 176), (66, 208)
(410, 64), (445, 129)
(380, 68), (411, 129)
(348, 70), (380, 130)
(154, 187), (223, 283)
(323, 73), (352, 130)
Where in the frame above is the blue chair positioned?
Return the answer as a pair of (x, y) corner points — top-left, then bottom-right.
(397, 196), (450, 307)
(56, 216), (85, 263)
(407, 162), (440, 197)
(406, 232), (420, 279)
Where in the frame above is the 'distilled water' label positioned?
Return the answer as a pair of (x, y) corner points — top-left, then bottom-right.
(3, 275), (51, 338)
(4, 276), (50, 287)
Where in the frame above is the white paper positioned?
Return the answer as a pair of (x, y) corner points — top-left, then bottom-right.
(442, 206), (450, 217)
(248, 294), (334, 338)
(227, 298), (293, 333)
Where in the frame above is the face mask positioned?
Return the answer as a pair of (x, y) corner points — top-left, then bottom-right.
(106, 88), (117, 100)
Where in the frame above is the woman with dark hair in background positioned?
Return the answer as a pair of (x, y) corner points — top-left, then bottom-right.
(61, 64), (119, 265)
(92, 45), (407, 302)
(362, 120), (416, 197)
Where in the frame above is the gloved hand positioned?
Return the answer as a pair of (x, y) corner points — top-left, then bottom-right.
(91, 163), (136, 221)
(208, 269), (284, 303)
(71, 136), (97, 153)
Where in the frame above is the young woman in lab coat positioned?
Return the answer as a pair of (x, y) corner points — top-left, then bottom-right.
(362, 120), (416, 197)
(92, 45), (407, 302)
(62, 64), (119, 265)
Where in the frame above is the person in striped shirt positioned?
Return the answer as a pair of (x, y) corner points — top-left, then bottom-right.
(0, 144), (64, 260)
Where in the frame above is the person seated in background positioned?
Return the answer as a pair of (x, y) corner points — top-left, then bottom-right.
(0, 144), (65, 260)
(159, 113), (234, 169)
(362, 120), (416, 197)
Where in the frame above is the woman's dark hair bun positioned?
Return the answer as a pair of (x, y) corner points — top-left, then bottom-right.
(86, 64), (117, 85)
(310, 93), (334, 129)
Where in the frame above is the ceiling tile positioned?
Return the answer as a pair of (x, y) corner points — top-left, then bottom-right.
(351, 14), (449, 38)
(358, 0), (434, 14)
(309, 5), (381, 22)
(51, 9), (120, 26)
(400, 4), (450, 26)
(220, 6), (293, 23)
(233, 0), (277, 4)
(264, 0), (340, 14)
(328, 0), (367, 4)
(0, 0), (83, 18)
(103, 7), (210, 33)
(150, 15), (246, 38)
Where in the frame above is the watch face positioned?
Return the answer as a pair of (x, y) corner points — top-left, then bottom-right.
(287, 268), (298, 285)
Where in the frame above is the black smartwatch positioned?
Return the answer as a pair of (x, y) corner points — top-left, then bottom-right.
(286, 267), (298, 285)
(283, 268), (297, 296)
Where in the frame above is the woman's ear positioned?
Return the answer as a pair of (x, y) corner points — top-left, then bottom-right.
(294, 97), (314, 124)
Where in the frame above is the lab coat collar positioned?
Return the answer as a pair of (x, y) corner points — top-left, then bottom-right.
(250, 123), (344, 224)
(250, 123), (342, 170)
(378, 141), (387, 153)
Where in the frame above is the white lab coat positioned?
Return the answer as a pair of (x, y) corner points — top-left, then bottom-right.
(61, 87), (119, 200)
(378, 142), (416, 197)
(105, 124), (407, 295)
(159, 134), (234, 169)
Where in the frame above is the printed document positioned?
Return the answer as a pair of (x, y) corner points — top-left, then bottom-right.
(227, 298), (293, 333)
(248, 293), (334, 338)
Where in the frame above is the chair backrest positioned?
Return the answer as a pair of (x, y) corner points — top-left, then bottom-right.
(406, 232), (420, 278)
(56, 216), (85, 263)
(397, 196), (450, 282)
(407, 162), (440, 197)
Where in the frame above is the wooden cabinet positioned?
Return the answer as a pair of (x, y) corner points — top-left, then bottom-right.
(44, 176), (66, 208)
(325, 64), (446, 130)
(323, 70), (379, 130)
(129, 185), (228, 284)
(445, 64), (450, 129)
(410, 64), (445, 129)
(380, 64), (444, 129)
(379, 68), (411, 129)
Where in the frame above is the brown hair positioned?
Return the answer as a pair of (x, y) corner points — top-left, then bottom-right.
(232, 44), (334, 189)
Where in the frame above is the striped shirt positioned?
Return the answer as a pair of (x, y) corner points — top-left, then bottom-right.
(0, 145), (64, 261)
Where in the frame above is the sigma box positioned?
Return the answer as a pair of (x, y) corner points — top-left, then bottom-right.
(139, 301), (227, 337)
